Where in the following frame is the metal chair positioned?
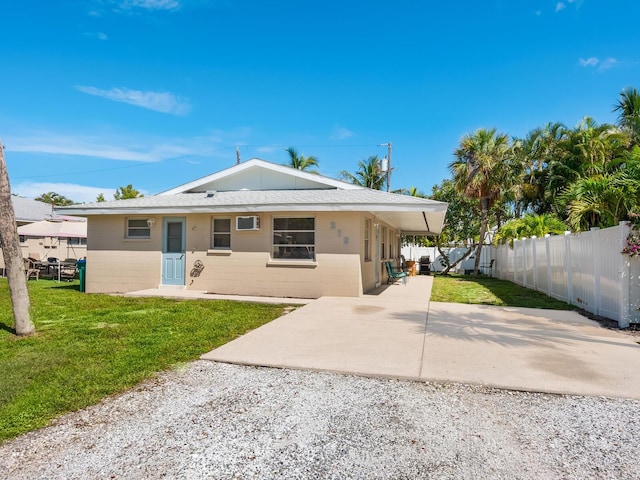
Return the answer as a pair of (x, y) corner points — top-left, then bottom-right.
(480, 259), (495, 276)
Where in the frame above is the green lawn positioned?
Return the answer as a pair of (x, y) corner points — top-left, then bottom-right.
(431, 274), (576, 310)
(0, 279), (292, 443)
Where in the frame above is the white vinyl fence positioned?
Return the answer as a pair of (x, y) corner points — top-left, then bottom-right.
(494, 222), (640, 327)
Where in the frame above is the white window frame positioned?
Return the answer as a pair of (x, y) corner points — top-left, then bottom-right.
(272, 216), (315, 261)
(211, 217), (232, 250)
(126, 218), (150, 239)
(364, 218), (371, 262)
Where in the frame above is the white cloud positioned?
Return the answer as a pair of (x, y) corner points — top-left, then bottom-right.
(555, 2), (566, 12)
(256, 146), (278, 154)
(118, 0), (181, 11)
(330, 126), (355, 141)
(579, 57), (599, 67)
(599, 57), (618, 71)
(75, 85), (191, 115)
(12, 182), (120, 204)
(5, 132), (203, 162)
(84, 31), (108, 40)
(578, 57), (619, 72)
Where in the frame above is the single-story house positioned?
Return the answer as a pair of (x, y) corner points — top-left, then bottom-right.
(59, 159), (448, 298)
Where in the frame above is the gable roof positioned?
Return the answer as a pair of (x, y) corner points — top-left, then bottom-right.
(12, 195), (54, 224)
(59, 159), (448, 234)
(159, 158), (362, 194)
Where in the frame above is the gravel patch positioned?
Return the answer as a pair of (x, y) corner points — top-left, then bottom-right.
(1, 361), (639, 479)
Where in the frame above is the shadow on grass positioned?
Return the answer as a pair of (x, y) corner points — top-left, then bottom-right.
(434, 273), (575, 310)
(51, 283), (80, 291)
(0, 321), (15, 335)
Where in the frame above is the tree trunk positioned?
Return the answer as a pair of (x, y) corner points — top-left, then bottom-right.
(473, 198), (489, 274)
(0, 141), (34, 336)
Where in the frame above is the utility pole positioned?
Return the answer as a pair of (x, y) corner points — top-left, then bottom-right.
(236, 145), (241, 165)
(380, 142), (392, 192)
(0, 140), (35, 336)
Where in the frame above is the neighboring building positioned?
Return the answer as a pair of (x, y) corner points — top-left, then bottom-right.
(59, 159), (448, 298)
(12, 194), (53, 226)
(1, 196), (86, 273)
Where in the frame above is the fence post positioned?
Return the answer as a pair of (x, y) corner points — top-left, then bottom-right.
(564, 231), (573, 306)
(531, 236), (538, 291)
(620, 221), (631, 328)
(545, 234), (552, 297)
(591, 227), (601, 316)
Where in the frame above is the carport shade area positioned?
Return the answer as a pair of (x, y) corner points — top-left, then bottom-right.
(202, 276), (640, 400)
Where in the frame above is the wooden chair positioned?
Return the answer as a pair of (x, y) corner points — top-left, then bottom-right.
(24, 258), (40, 281)
(384, 261), (407, 285)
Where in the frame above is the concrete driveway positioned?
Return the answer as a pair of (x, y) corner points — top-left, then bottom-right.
(202, 276), (640, 399)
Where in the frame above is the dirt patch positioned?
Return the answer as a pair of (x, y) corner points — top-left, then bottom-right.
(576, 308), (640, 339)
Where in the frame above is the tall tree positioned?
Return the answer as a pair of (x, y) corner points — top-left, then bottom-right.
(114, 184), (143, 200)
(0, 141), (34, 336)
(493, 213), (567, 246)
(340, 155), (386, 190)
(614, 87), (640, 146)
(35, 191), (74, 206)
(449, 128), (513, 274)
(430, 179), (480, 274)
(285, 147), (319, 172)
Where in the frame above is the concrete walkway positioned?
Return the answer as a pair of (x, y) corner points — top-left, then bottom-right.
(200, 275), (640, 400)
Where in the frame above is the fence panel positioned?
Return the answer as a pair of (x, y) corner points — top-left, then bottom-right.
(596, 227), (625, 320)
(533, 236), (548, 294)
(569, 231), (597, 314)
(546, 235), (568, 302)
(495, 223), (636, 324)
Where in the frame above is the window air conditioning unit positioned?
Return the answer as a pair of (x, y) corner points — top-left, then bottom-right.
(236, 215), (260, 231)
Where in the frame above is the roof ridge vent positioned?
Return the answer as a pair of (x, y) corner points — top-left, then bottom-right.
(206, 190), (217, 198)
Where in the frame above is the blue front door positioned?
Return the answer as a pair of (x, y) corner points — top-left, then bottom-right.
(162, 217), (186, 286)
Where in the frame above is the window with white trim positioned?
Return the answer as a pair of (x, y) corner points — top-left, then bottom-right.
(381, 227), (387, 259)
(212, 218), (231, 249)
(364, 219), (371, 261)
(68, 237), (87, 246)
(126, 218), (150, 239)
(272, 217), (315, 260)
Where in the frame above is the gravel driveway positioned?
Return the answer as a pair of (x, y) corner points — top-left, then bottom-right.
(1, 361), (639, 479)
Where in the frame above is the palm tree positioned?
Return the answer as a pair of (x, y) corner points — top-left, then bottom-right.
(493, 213), (567, 246)
(339, 155), (386, 189)
(285, 147), (319, 172)
(35, 191), (74, 206)
(562, 172), (638, 231)
(449, 128), (513, 274)
(614, 87), (640, 146)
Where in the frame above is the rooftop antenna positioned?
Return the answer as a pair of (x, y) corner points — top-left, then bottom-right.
(235, 145), (241, 164)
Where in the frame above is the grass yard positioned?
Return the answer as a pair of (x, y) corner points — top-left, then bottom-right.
(431, 274), (576, 310)
(0, 279), (293, 443)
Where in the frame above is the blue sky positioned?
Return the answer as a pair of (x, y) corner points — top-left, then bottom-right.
(1, 0), (638, 203)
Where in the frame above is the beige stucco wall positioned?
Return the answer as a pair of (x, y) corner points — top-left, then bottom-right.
(0, 238), (86, 270)
(84, 211), (370, 297)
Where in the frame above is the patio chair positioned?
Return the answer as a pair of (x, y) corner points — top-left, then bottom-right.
(59, 263), (78, 282)
(384, 261), (407, 285)
(480, 259), (495, 276)
(24, 258), (40, 281)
